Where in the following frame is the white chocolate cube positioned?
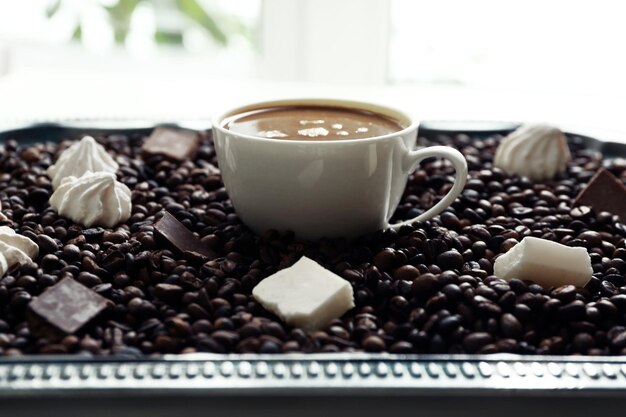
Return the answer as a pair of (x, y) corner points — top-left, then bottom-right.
(252, 256), (354, 332)
(494, 236), (592, 288)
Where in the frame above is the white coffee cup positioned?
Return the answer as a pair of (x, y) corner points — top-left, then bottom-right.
(213, 99), (468, 240)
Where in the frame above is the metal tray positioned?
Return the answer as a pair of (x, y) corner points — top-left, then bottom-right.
(1, 120), (626, 417)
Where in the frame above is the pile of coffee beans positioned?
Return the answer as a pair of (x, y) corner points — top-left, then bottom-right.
(1, 129), (626, 356)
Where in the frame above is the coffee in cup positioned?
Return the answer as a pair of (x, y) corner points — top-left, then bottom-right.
(213, 99), (468, 240)
(222, 105), (404, 141)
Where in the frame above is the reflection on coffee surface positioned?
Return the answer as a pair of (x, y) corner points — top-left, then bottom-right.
(223, 106), (404, 140)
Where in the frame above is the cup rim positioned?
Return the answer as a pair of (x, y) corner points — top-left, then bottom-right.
(212, 98), (419, 144)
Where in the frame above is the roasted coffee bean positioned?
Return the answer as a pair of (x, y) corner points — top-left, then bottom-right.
(63, 244), (81, 261)
(436, 250), (464, 271)
(389, 295), (409, 317)
(37, 234), (58, 254)
(551, 285), (577, 303)
(10, 291), (31, 309)
(1, 129), (626, 356)
(595, 299), (618, 319)
(610, 331), (626, 349)
(577, 231), (602, 247)
(15, 275), (37, 288)
(477, 301), (502, 318)
(462, 332), (492, 353)
(600, 280), (618, 297)
(262, 322), (288, 340)
(373, 248), (397, 270)
(441, 283), (462, 301)
(362, 335), (386, 352)
(103, 230), (128, 244)
(511, 207), (533, 217)
(83, 228), (104, 241)
(154, 283), (184, 302)
(476, 285), (498, 300)
(570, 206), (592, 219)
(76, 272), (102, 288)
(558, 301), (587, 321)
(610, 294), (626, 312)
(604, 274), (626, 286)
(214, 317), (234, 331)
(437, 315), (462, 336)
(128, 298), (157, 319)
(389, 341), (413, 353)
(41, 254), (62, 270)
(586, 306), (602, 323)
(211, 330), (239, 349)
(258, 339), (280, 353)
(164, 317), (191, 337)
(393, 265), (420, 281)
(500, 313), (522, 338)
(440, 212), (461, 230)
(508, 278), (528, 294)
(424, 292), (447, 313)
(190, 319), (213, 335)
(471, 241), (487, 257)
(467, 225), (490, 241)
(411, 273), (438, 297)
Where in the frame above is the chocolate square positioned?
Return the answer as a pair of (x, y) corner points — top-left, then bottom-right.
(142, 127), (200, 161)
(28, 277), (110, 335)
(574, 168), (626, 221)
(154, 211), (216, 260)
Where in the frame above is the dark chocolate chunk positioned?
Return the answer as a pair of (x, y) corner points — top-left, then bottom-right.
(28, 277), (110, 334)
(574, 168), (626, 221)
(142, 127), (200, 160)
(154, 211), (216, 259)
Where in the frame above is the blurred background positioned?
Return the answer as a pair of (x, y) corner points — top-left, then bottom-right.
(0, 0), (624, 132)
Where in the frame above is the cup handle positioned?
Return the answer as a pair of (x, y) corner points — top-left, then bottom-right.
(385, 146), (468, 230)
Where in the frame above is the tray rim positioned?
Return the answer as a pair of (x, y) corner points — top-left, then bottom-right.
(1, 120), (626, 399)
(3, 353), (626, 396)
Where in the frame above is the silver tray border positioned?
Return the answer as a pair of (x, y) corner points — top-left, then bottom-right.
(2, 354), (626, 395)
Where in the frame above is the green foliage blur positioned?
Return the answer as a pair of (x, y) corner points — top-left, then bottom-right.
(46, 0), (253, 47)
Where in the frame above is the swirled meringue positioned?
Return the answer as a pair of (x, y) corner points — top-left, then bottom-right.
(0, 226), (38, 277)
(494, 124), (571, 181)
(47, 136), (119, 189)
(49, 172), (132, 228)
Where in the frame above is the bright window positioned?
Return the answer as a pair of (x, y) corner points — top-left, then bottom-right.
(0, 0), (624, 128)
(389, 0), (626, 95)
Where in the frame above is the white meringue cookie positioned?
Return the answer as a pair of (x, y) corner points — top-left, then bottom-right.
(494, 124), (571, 181)
(0, 226), (38, 277)
(47, 136), (119, 189)
(49, 172), (132, 228)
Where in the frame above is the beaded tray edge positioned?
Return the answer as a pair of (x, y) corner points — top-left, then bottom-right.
(1, 354), (626, 394)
